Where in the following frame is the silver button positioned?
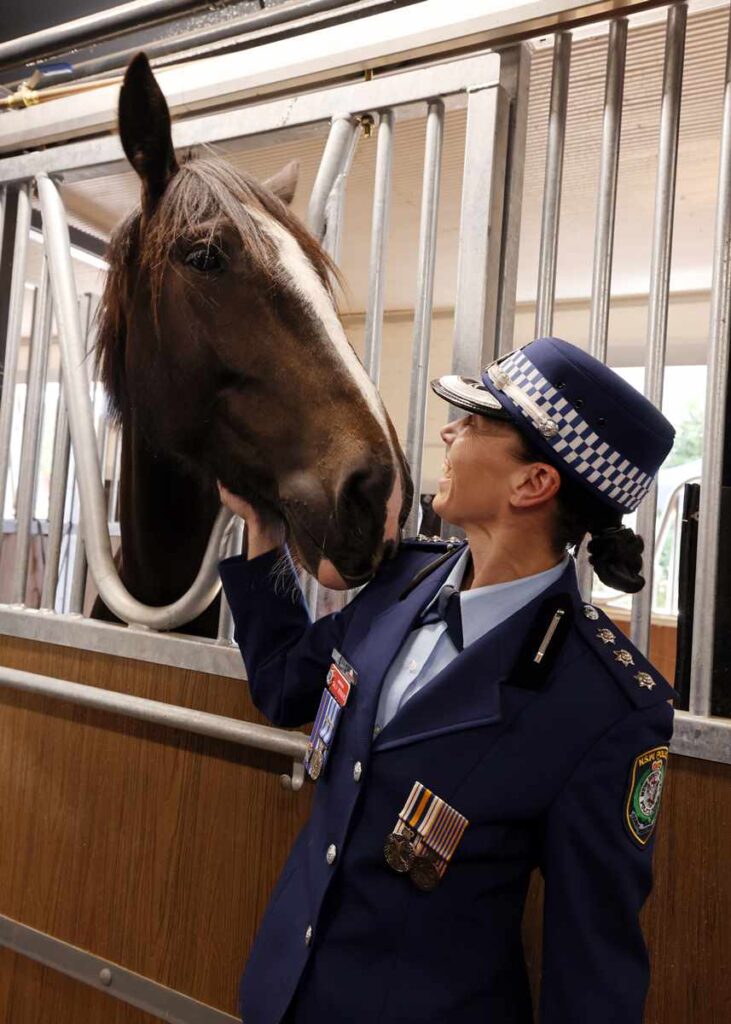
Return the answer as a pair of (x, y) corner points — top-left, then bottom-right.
(326, 844), (337, 865)
(583, 604), (599, 620)
(305, 925), (313, 946)
(373, 725), (382, 739)
(407, 659), (419, 674)
(353, 761), (363, 783)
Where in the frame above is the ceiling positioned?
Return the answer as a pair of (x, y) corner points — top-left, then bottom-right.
(21, 1), (731, 332)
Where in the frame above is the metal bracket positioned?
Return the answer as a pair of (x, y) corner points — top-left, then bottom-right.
(281, 759), (306, 791)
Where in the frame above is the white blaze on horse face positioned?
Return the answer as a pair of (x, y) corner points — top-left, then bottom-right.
(252, 211), (396, 457)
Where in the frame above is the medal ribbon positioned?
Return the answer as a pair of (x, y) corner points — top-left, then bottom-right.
(397, 781), (469, 877)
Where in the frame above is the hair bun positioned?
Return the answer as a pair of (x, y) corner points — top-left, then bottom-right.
(587, 525), (645, 594)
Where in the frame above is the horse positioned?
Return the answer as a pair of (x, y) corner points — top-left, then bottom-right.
(91, 52), (412, 636)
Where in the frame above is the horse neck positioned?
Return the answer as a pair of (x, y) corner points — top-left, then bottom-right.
(115, 416), (221, 609)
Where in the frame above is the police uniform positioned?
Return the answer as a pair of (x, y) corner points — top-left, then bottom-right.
(220, 337), (677, 1024)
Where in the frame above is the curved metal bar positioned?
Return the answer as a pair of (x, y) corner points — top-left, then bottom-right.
(307, 114), (360, 241)
(630, 2), (687, 654)
(37, 173), (232, 630)
(405, 99), (445, 535)
(535, 30), (571, 338)
(40, 376), (71, 611)
(363, 110), (394, 386)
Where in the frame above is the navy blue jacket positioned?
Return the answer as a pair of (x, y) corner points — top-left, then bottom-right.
(220, 539), (675, 1024)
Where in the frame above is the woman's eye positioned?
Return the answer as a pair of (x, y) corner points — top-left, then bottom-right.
(184, 246), (225, 273)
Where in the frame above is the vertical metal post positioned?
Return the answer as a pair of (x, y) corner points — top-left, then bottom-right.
(217, 517), (244, 643)
(535, 31), (572, 339)
(12, 259), (53, 604)
(578, 16), (628, 599)
(363, 109), (394, 385)
(108, 427), (122, 522)
(405, 100), (445, 535)
(0, 182), (31, 544)
(40, 375), (71, 611)
(308, 115), (360, 243)
(68, 294), (96, 615)
(631, 2), (686, 654)
(452, 85), (510, 375)
(689, 5), (731, 716)
(495, 43), (532, 357)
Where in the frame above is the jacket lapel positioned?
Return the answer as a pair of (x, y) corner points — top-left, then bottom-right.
(349, 545), (466, 751)
(371, 559), (580, 752)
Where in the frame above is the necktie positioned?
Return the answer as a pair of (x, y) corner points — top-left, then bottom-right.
(415, 584), (464, 651)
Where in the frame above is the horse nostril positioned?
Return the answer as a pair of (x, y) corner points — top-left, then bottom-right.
(339, 462), (390, 519)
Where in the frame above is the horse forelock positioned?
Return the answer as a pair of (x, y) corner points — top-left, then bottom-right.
(95, 154), (339, 419)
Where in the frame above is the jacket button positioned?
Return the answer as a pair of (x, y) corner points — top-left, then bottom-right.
(353, 761), (363, 782)
(305, 925), (313, 946)
(326, 844), (337, 865)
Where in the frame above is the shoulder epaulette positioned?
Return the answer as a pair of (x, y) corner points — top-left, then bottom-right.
(575, 601), (678, 708)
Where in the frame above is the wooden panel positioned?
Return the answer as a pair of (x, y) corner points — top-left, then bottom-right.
(522, 753), (731, 1022)
(0, 948), (159, 1024)
(0, 636), (314, 1018)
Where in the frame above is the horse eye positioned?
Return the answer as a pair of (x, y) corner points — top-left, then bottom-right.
(184, 246), (225, 273)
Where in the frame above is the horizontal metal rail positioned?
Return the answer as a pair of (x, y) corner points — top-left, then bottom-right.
(0, 52), (501, 183)
(37, 173), (233, 630)
(0, 664), (308, 789)
(0, 914), (239, 1024)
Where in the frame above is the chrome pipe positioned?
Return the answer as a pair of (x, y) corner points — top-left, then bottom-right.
(0, 183), (31, 551)
(40, 376), (71, 612)
(307, 115), (360, 243)
(0, 664), (308, 760)
(67, 294), (96, 616)
(535, 31), (571, 338)
(363, 110), (394, 385)
(631, 2), (686, 655)
(690, 3), (731, 717)
(108, 427), (122, 522)
(217, 516), (244, 644)
(11, 259), (53, 605)
(578, 17), (628, 599)
(405, 100), (445, 535)
(37, 173), (231, 630)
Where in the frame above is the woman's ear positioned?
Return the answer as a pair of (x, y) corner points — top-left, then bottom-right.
(119, 52), (179, 217)
(510, 462), (562, 510)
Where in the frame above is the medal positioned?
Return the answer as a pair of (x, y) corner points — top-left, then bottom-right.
(304, 650), (358, 782)
(384, 825), (416, 873)
(410, 854), (441, 892)
(383, 781), (469, 888)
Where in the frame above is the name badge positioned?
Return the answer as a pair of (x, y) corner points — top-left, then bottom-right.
(304, 650), (358, 781)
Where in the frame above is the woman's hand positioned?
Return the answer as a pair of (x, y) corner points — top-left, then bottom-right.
(217, 483), (285, 559)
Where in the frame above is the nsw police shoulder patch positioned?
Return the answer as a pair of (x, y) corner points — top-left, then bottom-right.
(625, 746), (669, 847)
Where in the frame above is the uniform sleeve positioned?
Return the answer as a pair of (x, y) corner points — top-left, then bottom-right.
(219, 547), (355, 729)
(538, 699), (674, 1024)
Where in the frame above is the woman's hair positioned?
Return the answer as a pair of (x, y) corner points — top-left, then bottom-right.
(510, 427), (646, 594)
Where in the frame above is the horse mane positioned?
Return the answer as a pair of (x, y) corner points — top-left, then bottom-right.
(95, 155), (338, 422)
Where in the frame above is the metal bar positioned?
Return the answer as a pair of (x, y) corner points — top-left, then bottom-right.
(452, 85), (510, 374)
(0, 53), (500, 182)
(631, 2), (686, 655)
(578, 16), (628, 599)
(68, 295), (95, 616)
(405, 100), (445, 534)
(690, 3), (731, 717)
(534, 30), (572, 338)
(322, 123), (359, 262)
(11, 260), (53, 605)
(495, 43), (532, 357)
(108, 427), (122, 522)
(308, 115), (360, 242)
(40, 376), (71, 611)
(37, 174), (232, 630)
(0, 914), (240, 1024)
(671, 711), (731, 764)
(363, 109), (394, 385)
(0, 183), (31, 545)
(0, 605), (246, 678)
(216, 517), (244, 644)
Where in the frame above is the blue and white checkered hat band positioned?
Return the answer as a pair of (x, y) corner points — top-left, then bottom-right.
(491, 350), (653, 512)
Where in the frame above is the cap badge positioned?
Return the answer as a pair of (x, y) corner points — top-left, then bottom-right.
(614, 649), (635, 668)
(597, 628), (616, 645)
(635, 672), (656, 690)
(583, 604), (599, 620)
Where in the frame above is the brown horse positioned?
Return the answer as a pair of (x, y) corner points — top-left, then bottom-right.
(92, 53), (412, 636)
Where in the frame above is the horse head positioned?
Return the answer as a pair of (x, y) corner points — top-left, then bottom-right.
(98, 53), (412, 590)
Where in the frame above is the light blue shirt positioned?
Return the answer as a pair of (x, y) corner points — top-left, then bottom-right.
(373, 547), (571, 734)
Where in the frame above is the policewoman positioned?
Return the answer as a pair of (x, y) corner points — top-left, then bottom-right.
(218, 336), (677, 1024)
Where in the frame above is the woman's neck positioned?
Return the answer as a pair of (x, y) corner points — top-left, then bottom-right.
(461, 521), (563, 590)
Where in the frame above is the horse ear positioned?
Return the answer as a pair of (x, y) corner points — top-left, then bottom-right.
(263, 160), (299, 205)
(119, 52), (179, 215)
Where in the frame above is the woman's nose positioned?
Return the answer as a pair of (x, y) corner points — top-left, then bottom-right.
(440, 416), (466, 444)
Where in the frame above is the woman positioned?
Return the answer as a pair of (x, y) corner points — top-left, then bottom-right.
(219, 336), (676, 1024)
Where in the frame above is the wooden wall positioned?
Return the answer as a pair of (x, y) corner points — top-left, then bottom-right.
(0, 634), (728, 1022)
